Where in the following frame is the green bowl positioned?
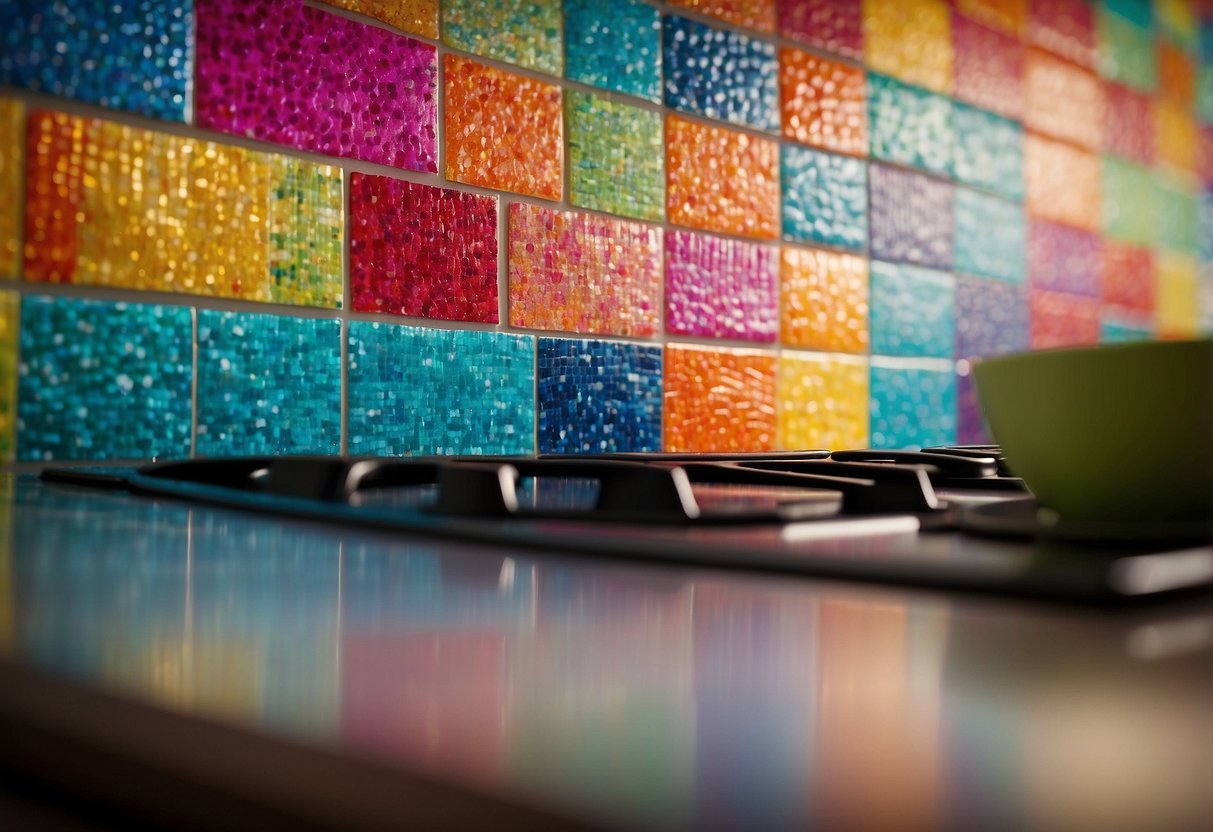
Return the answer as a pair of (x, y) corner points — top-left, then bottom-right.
(972, 340), (1213, 523)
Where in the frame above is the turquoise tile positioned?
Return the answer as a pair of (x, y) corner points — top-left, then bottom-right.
(564, 0), (661, 103)
(1103, 156), (1158, 247)
(955, 189), (1026, 282)
(869, 261), (956, 358)
(782, 146), (867, 250)
(1156, 180), (1199, 255)
(953, 103), (1024, 202)
(868, 73), (954, 177)
(869, 360), (957, 450)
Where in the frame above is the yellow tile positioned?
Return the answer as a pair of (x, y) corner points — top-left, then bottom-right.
(1156, 252), (1199, 338)
(863, 0), (954, 94)
(0, 99), (21, 279)
(778, 352), (869, 451)
(1156, 99), (1198, 176)
(781, 246), (869, 353)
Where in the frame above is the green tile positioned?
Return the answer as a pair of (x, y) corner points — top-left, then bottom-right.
(1156, 178), (1198, 255)
(566, 90), (664, 222)
(1099, 7), (1157, 91)
(1102, 156), (1156, 246)
(442, 0), (563, 76)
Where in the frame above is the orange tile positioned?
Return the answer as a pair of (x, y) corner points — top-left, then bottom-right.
(863, 0), (954, 94)
(1157, 40), (1195, 105)
(23, 110), (87, 283)
(667, 0), (776, 32)
(314, 0), (438, 39)
(781, 246), (869, 353)
(779, 47), (868, 157)
(0, 99), (22, 279)
(1155, 99), (1198, 175)
(444, 54), (563, 200)
(663, 344), (777, 452)
(1024, 49), (1103, 150)
(956, 0), (1027, 34)
(1024, 133), (1101, 231)
(666, 115), (780, 240)
(778, 352), (869, 451)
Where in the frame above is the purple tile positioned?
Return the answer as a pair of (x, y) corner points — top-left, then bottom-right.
(665, 230), (778, 342)
(196, 0), (437, 172)
(956, 369), (990, 446)
(955, 275), (1029, 359)
(1027, 220), (1102, 296)
(869, 165), (954, 271)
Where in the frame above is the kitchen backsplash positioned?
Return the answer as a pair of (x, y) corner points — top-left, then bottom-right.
(1, 0), (1210, 463)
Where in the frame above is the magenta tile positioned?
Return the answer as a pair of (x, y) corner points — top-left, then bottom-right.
(665, 230), (778, 342)
(952, 13), (1024, 121)
(1027, 221), (1102, 297)
(349, 173), (498, 323)
(195, 0), (437, 172)
(778, 0), (863, 61)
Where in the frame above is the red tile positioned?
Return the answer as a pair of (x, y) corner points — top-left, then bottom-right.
(778, 0), (863, 60)
(1102, 242), (1156, 312)
(1029, 290), (1101, 349)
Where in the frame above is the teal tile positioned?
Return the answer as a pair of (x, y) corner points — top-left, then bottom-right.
(564, 0), (661, 102)
(442, 0), (562, 75)
(869, 261), (955, 358)
(869, 359), (957, 450)
(1098, 6), (1157, 91)
(955, 189), (1026, 282)
(782, 146), (867, 250)
(953, 103), (1024, 202)
(868, 73), (954, 177)
(567, 91), (664, 221)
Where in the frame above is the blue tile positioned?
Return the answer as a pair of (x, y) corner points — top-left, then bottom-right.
(953, 103), (1024, 202)
(537, 338), (663, 454)
(196, 311), (342, 457)
(782, 146), (867, 250)
(348, 322), (535, 456)
(867, 73), (954, 177)
(869, 360), (957, 450)
(870, 260), (955, 359)
(869, 164), (954, 270)
(564, 0), (662, 103)
(17, 296), (193, 461)
(954, 188), (1026, 282)
(662, 15), (779, 132)
(955, 275), (1029, 359)
(0, 0), (192, 120)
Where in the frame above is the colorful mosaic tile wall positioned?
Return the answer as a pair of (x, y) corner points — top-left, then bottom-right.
(1, 0), (1211, 463)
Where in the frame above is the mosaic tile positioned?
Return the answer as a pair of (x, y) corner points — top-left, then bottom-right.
(777, 353), (869, 451)
(1024, 134), (1101, 231)
(564, 0), (662, 103)
(566, 92), (664, 222)
(196, 0), (437, 172)
(1097, 5), (1156, 92)
(0, 0), (191, 121)
(868, 358), (957, 450)
(23, 111), (343, 306)
(1158, 41), (1196, 107)
(955, 367), (988, 446)
(315, 0), (439, 39)
(1102, 241), (1155, 311)
(1100, 319), (1153, 343)
(951, 12), (1025, 121)
(1029, 220), (1102, 296)
(1029, 290), (1102, 349)
(779, 48), (867, 157)
(508, 203), (661, 337)
(671, 0), (776, 31)
(1199, 67), (1213, 125)
(956, 0), (1026, 34)
(1027, 0), (1096, 68)
(444, 55), (563, 201)
(0, 98), (21, 279)
(1102, 0), (1151, 30)
(869, 260), (955, 358)
(1155, 253), (1200, 337)
(780, 246), (869, 353)
(781, 146), (868, 250)
(347, 323), (535, 456)
(349, 173), (498, 323)
(868, 164), (954, 270)
(1024, 49), (1102, 150)
(867, 73), (954, 176)
(662, 344), (776, 453)
(1100, 156), (1156, 248)
(954, 189), (1026, 283)
(0, 292), (16, 461)
(862, 0), (954, 95)
(666, 115), (780, 240)
(779, 0), (863, 60)
(196, 311), (342, 457)
(1103, 82), (1155, 164)
(536, 338), (663, 454)
(1155, 178), (1199, 256)
(16, 296), (192, 462)
(1155, 100), (1198, 175)
(665, 231), (778, 342)
(442, 0), (562, 76)
(662, 16), (779, 132)
(952, 104), (1024, 201)
(956, 275), (1029, 359)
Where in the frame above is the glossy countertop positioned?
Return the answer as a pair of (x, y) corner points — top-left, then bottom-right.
(3, 474), (1211, 831)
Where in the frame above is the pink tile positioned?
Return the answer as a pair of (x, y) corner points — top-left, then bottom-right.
(665, 231), (778, 342)
(952, 12), (1024, 121)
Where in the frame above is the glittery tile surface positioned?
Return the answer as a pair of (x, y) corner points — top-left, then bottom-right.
(442, 0), (562, 75)
(566, 92), (664, 222)
(779, 0), (863, 60)
(1029, 290), (1102, 349)
(662, 344), (776, 453)
(0, 292), (16, 461)
(662, 16), (780, 132)
(16, 297), (193, 462)
(0, 0), (191, 121)
(780, 246), (869, 353)
(1024, 134), (1101, 231)
(869, 260), (955, 358)
(1156, 179), (1198, 256)
(1155, 100), (1198, 176)
(780, 48), (867, 157)
(196, 311), (342, 457)
(953, 104), (1024, 201)
(777, 353), (869, 451)
(670, 0), (776, 31)
(951, 13), (1025, 121)
(955, 275), (1029, 359)
(1155, 253), (1200, 337)
(1097, 7), (1156, 92)
(868, 164), (954, 270)
(1027, 0), (1095, 68)
(666, 115), (779, 240)
(1102, 0), (1152, 30)
(316, 0), (439, 39)
(1158, 41), (1196, 106)
(349, 173), (499, 323)
(564, 0), (662, 103)
(867, 73), (954, 176)
(536, 338), (663, 454)
(1028, 220), (1102, 296)
(1101, 155), (1156, 247)
(954, 189), (1026, 283)
(268, 157), (344, 308)
(1103, 82), (1155, 164)
(347, 323), (536, 456)
(444, 55), (563, 200)
(0, 98), (21, 278)
(781, 146), (868, 250)
(868, 360), (957, 450)
(23, 111), (87, 284)
(862, 0), (954, 94)
(1024, 49), (1102, 150)
(508, 202), (661, 337)
(956, 0), (1026, 34)
(196, 0), (437, 172)
(1102, 241), (1155, 311)
(665, 231), (778, 342)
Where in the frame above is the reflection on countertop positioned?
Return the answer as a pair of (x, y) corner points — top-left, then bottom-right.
(3, 474), (1212, 832)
